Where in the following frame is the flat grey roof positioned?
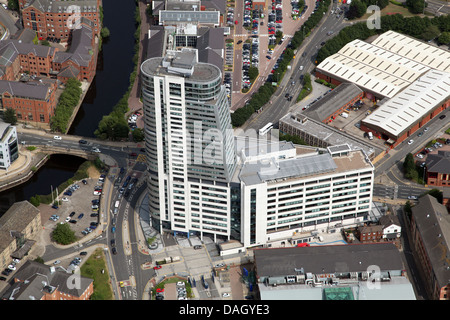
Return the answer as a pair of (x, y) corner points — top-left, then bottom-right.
(141, 53), (221, 83)
(302, 83), (363, 122)
(239, 152), (337, 186)
(279, 112), (380, 158)
(254, 243), (404, 278)
(159, 10), (220, 25)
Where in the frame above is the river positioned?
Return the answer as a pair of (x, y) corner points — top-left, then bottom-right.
(0, 0), (138, 215)
(0, 155), (86, 216)
(67, 0), (137, 137)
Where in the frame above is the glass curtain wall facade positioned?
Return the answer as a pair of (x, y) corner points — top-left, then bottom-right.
(140, 49), (237, 241)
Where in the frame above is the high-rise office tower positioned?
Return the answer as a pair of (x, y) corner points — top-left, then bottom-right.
(140, 48), (237, 241)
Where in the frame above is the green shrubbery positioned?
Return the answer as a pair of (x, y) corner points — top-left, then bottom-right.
(296, 73), (312, 102)
(50, 78), (82, 133)
(52, 223), (77, 245)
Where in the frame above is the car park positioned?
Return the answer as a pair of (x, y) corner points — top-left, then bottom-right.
(2, 269), (12, 276)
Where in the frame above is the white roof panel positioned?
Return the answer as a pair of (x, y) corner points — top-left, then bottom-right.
(362, 69), (450, 137)
(372, 30), (450, 73)
(316, 39), (430, 98)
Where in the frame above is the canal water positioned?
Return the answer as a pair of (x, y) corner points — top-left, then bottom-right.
(68, 0), (137, 137)
(0, 155), (86, 216)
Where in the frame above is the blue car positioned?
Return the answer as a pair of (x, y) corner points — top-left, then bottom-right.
(77, 213), (84, 219)
(111, 227), (116, 233)
(64, 190), (72, 196)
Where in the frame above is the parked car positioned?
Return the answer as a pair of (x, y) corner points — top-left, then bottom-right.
(77, 213), (84, 219)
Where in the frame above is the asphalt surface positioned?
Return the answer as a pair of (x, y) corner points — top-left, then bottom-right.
(237, 2), (350, 133)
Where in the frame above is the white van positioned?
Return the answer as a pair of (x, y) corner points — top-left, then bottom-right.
(114, 200), (120, 208)
(368, 132), (373, 140)
(299, 66), (304, 71)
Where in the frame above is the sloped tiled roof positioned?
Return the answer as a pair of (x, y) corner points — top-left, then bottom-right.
(0, 80), (51, 100)
(425, 150), (450, 174)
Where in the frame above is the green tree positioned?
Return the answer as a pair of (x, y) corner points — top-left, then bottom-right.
(3, 107), (17, 125)
(29, 195), (41, 207)
(101, 27), (110, 39)
(404, 200), (413, 219)
(7, 0), (19, 11)
(421, 24), (440, 41)
(347, 0), (367, 19)
(403, 153), (415, 178)
(50, 78), (82, 133)
(437, 31), (450, 45)
(248, 66), (259, 82)
(406, 0), (425, 14)
(51, 223), (77, 245)
(132, 127), (145, 142)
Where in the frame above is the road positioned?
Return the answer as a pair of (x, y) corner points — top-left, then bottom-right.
(374, 108), (450, 177)
(425, 0), (450, 15)
(237, 2), (349, 133)
(18, 131), (143, 169)
(230, 0), (318, 111)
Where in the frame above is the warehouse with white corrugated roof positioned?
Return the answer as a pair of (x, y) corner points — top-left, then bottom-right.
(315, 31), (450, 147)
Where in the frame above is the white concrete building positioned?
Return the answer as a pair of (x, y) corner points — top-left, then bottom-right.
(236, 143), (374, 249)
(141, 50), (376, 250)
(140, 48), (237, 242)
(0, 121), (18, 169)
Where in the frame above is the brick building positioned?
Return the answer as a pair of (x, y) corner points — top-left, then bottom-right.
(0, 201), (41, 271)
(316, 31), (450, 148)
(302, 83), (364, 124)
(20, 0), (101, 43)
(410, 195), (450, 300)
(52, 23), (97, 83)
(0, 79), (58, 124)
(1, 260), (94, 300)
(0, 39), (57, 79)
(424, 151), (450, 187)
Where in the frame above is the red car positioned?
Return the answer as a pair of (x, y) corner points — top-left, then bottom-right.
(129, 152), (137, 157)
(235, 20), (238, 25)
(154, 265), (162, 270)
